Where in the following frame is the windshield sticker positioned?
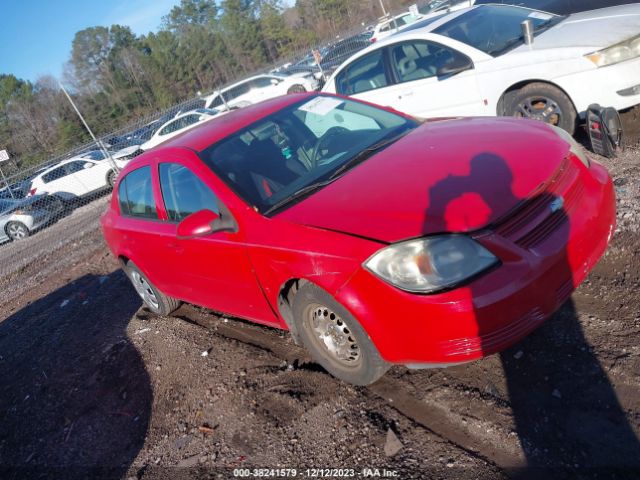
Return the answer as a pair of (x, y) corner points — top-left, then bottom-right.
(528, 11), (553, 20)
(299, 97), (344, 116)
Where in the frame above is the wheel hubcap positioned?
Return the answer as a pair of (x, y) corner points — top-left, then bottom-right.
(306, 304), (361, 366)
(130, 271), (160, 309)
(515, 97), (563, 126)
(8, 224), (26, 239)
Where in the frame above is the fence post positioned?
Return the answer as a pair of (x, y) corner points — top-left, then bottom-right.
(58, 82), (120, 174)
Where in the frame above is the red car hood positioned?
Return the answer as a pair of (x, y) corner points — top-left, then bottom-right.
(277, 117), (571, 243)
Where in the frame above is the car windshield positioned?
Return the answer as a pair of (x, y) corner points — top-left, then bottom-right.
(433, 5), (563, 56)
(199, 95), (418, 214)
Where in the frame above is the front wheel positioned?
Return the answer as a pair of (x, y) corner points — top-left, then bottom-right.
(107, 170), (117, 188)
(123, 260), (180, 315)
(6, 221), (30, 241)
(505, 82), (577, 135)
(287, 84), (307, 94)
(292, 282), (389, 385)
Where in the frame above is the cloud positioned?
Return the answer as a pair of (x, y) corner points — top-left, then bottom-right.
(105, 0), (178, 35)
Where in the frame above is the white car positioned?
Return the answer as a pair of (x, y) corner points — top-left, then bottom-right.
(203, 73), (320, 110)
(370, 11), (424, 43)
(26, 156), (130, 202)
(323, 3), (640, 134)
(140, 108), (223, 151)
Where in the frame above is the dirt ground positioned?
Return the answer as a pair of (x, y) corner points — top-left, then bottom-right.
(1, 120), (639, 479)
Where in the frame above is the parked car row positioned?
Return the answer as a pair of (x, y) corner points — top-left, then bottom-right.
(323, 2), (640, 134)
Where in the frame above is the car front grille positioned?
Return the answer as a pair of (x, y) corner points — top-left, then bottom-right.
(494, 157), (583, 250)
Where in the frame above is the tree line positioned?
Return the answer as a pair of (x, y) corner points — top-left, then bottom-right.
(0, 0), (420, 175)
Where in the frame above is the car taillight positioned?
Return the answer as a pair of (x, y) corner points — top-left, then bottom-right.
(371, 38), (377, 43)
(29, 188), (37, 196)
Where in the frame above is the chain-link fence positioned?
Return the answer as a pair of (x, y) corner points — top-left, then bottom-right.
(1, 1), (453, 277)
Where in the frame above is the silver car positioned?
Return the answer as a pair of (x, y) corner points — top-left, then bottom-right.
(0, 196), (63, 242)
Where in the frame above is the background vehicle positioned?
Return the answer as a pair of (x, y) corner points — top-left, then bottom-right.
(323, 3), (640, 134)
(101, 93), (615, 385)
(26, 156), (131, 202)
(0, 195), (63, 242)
(370, 12), (424, 43)
(140, 109), (223, 151)
(204, 73), (319, 111)
(472, 0), (638, 14)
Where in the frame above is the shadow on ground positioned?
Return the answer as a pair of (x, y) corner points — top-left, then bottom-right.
(0, 271), (150, 479)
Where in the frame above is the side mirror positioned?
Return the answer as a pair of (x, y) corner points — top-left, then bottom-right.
(176, 209), (219, 239)
(437, 55), (473, 78)
(83, 162), (94, 169)
(270, 78), (279, 85)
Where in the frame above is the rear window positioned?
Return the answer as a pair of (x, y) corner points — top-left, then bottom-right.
(118, 166), (157, 219)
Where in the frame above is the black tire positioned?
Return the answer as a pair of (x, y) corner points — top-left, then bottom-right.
(505, 82), (577, 135)
(123, 260), (180, 315)
(6, 221), (30, 241)
(292, 282), (389, 385)
(107, 170), (117, 188)
(287, 84), (307, 94)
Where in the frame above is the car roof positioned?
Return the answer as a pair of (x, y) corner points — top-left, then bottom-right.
(158, 92), (314, 152)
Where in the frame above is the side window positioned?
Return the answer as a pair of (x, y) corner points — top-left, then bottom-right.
(252, 77), (275, 89)
(335, 50), (388, 95)
(228, 81), (250, 100)
(42, 166), (69, 183)
(159, 119), (181, 136)
(391, 40), (469, 83)
(159, 163), (219, 222)
(118, 166), (157, 219)
(66, 161), (88, 174)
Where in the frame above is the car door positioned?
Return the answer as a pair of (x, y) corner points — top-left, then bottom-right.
(41, 163), (85, 198)
(251, 77), (280, 101)
(68, 160), (110, 193)
(153, 159), (276, 323)
(382, 40), (485, 117)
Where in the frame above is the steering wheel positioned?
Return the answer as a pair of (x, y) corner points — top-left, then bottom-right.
(310, 126), (350, 167)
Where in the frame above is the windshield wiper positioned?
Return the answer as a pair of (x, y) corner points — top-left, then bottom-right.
(263, 128), (412, 216)
(328, 129), (411, 180)
(263, 179), (335, 216)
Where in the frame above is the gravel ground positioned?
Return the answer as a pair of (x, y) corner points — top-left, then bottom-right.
(0, 118), (639, 480)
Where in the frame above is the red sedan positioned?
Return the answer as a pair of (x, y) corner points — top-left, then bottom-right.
(101, 93), (615, 385)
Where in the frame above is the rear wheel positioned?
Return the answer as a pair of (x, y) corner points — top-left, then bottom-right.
(292, 282), (389, 385)
(6, 221), (29, 241)
(505, 82), (577, 135)
(123, 260), (180, 315)
(107, 170), (117, 188)
(287, 84), (307, 94)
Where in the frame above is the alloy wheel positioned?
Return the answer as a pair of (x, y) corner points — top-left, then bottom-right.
(7, 223), (28, 240)
(514, 96), (563, 126)
(130, 270), (160, 310)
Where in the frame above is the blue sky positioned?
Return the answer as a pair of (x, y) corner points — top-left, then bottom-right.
(0, 0), (179, 82)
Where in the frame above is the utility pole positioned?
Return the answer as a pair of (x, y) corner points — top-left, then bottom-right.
(378, 0), (389, 16)
(58, 81), (119, 173)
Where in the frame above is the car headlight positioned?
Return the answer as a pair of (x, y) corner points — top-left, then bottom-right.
(364, 235), (498, 294)
(548, 124), (590, 168)
(585, 34), (640, 67)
